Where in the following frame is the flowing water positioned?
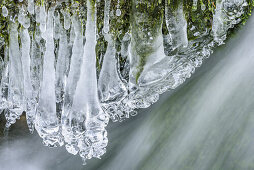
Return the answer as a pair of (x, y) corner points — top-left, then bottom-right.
(0, 12), (254, 170)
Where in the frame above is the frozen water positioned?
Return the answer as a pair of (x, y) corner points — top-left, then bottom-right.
(35, 7), (63, 147)
(6, 22), (24, 128)
(0, 0), (251, 164)
(20, 28), (35, 133)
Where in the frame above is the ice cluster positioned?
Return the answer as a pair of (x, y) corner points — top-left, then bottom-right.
(0, 0), (250, 164)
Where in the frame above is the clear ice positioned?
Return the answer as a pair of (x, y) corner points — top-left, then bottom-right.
(0, 0), (250, 164)
(35, 7), (63, 147)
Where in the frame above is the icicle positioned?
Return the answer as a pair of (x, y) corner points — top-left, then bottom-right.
(99, 0), (127, 104)
(121, 33), (130, 58)
(35, 5), (40, 23)
(0, 47), (9, 113)
(54, 11), (61, 40)
(0, 64), (8, 114)
(63, 0), (109, 162)
(20, 28), (35, 133)
(20, 29), (32, 98)
(103, 0), (111, 34)
(176, 4), (188, 48)
(30, 26), (42, 97)
(2, 6), (8, 17)
(98, 36), (127, 102)
(98, 35), (128, 120)
(28, 0), (35, 15)
(212, 0), (226, 44)
(77, 0), (109, 161)
(120, 33), (131, 82)
(18, 7), (31, 29)
(212, 0), (246, 44)
(63, 14), (83, 110)
(55, 24), (68, 110)
(61, 10), (71, 30)
(35, 7), (63, 147)
(62, 14), (84, 155)
(6, 22), (24, 128)
(40, 5), (47, 33)
(69, 24), (76, 44)
(165, 1), (188, 49)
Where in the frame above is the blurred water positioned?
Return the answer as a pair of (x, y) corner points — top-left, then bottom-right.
(1, 15), (254, 170)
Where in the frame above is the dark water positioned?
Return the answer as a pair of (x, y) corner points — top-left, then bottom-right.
(1, 15), (254, 170)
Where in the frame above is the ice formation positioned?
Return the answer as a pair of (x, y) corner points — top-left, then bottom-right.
(0, 0), (252, 164)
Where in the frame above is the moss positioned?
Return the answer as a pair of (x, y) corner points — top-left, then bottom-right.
(131, 0), (164, 83)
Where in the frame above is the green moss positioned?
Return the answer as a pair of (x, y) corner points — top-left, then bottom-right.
(130, 0), (164, 83)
